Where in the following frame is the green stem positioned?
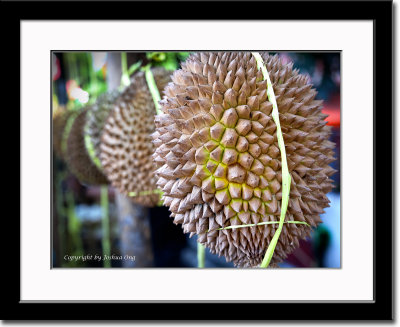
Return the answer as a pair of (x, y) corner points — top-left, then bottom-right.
(252, 52), (292, 268)
(143, 64), (162, 115)
(101, 185), (111, 268)
(55, 170), (67, 266)
(121, 52), (130, 87)
(65, 191), (84, 260)
(197, 242), (205, 268)
(67, 53), (80, 86)
(87, 53), (97, 101)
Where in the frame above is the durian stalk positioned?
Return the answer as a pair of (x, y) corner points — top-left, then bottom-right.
(197, 242), (205, 268)
(101, 185), (111, 268)
(252, 52), (291, 268)
(121, 52), (130, 87)
(120, 52), (142, 88)
(144, 64), (162, 115)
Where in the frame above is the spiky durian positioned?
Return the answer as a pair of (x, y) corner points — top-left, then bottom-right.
(152, 52), (336, 267)
(85, 90), (120, 162)
(66, 109), (109, 185)
(100, 67), (172, 207)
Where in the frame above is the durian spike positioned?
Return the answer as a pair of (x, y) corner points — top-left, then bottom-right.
(153, 52), (336, 267)
(100, 66), (172, 207)
(65, 109), (109, 185)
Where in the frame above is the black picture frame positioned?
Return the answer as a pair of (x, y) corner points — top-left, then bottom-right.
(4, 0), (393, 321)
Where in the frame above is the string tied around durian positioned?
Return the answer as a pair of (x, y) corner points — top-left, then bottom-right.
(143, 64), (163, 115)
(201, 54), (308, 268)
(143, 61), (206, 265)
(84, 131), (103, 170)
(120, 53), (164, 205)
(84, 53), (140, 171)
(61, 109), (80, 157)
(129, 188), (164, 207)
(142, 64), (167, 206)
(202, 220), (310, 265)
(128, 189), (163, 197)
(215, 220), (310, 231)
(252, 52), (294, 268)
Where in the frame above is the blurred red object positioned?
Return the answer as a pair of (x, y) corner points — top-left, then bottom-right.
(52, 55), (61, 81)
(322, 94), (340, 127)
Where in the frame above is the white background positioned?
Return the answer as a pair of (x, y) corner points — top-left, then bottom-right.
(14, 2), (397, 324)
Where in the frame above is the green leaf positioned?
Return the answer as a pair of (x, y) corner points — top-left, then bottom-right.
(147, 52), (166, 62)
(177, 52), (191, 61)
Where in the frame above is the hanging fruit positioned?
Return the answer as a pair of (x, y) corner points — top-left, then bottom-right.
(100, 67), (172, 207)
(152, 52), (336, 267)
(65, 108), (109, 185)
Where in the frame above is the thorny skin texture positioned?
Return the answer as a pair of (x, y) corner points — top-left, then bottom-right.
(152, 52), (336, 267)
(100, 67), (172, 207)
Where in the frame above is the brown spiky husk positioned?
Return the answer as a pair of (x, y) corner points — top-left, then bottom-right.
(53, 109), (73, 160)
(152, 52), (336, 267)
(66, 109), (109, 185)
(100, 67), (172, 207)
(85, 90), (120, 161)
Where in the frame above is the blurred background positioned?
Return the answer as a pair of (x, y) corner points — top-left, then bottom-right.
(52, 51), (340, 268)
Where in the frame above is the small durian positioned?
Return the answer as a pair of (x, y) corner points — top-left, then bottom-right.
(85, 90), (120, 162)
(152, 52), (336, 267)
(66, 109), (109, 185)
(100, 67), (171, 207)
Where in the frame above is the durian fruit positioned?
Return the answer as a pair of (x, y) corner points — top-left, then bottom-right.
(53, 109), (73, 160)
(85, 90), (120, 162)
(100, 67), (172, 207)
(152, 52), (336, 267)
(66, 108), (109, 185)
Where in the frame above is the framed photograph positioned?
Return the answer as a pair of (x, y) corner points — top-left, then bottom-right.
(7, 0), (393, 321)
